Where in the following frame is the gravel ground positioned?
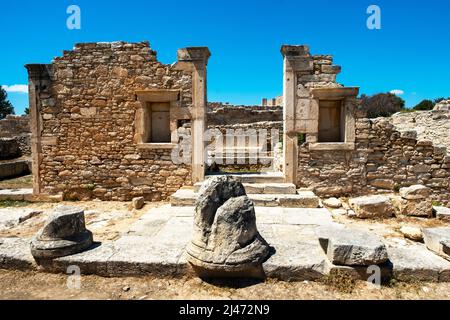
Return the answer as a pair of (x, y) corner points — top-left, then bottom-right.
(1, 269), (450, 300)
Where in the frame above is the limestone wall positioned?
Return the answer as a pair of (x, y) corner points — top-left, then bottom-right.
(0, 115), (31, 156)
(297, 117), (450, 205)
(0, 115), (30, 138)
(29, 41), (195, 201)
(392, 110), (450, 154)
(207, 103), (282, 125)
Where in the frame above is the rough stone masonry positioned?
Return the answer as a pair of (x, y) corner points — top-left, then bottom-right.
(26, 41), (210, 201)
(25, 41), (450, 205)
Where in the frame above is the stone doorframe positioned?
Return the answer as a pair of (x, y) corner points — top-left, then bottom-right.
(173, 47), (211, 184)
(281, 45), (359, 186)
(25, 64), (53, 195)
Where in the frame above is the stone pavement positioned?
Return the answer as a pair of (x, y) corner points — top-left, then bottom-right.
(1, 205), (450, 282)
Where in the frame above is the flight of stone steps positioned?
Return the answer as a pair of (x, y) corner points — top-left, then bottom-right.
(170, 172), (320, 208)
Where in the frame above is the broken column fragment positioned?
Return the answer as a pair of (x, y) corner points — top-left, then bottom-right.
(186, 176), (271, 278)
(30, 206), (93, 260)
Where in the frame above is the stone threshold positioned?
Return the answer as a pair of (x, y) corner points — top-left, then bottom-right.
(1, 205), (450, 283)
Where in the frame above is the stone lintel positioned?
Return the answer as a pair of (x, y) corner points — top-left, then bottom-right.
(311, 87), (359, 99)
(137, 143), (177, 150)
(309, 142), (355, 151)
(135, 89), (180, 102)
(25, 64), (53, 80)
(281, 45), (310, 57)
(177, 47), (211, 64)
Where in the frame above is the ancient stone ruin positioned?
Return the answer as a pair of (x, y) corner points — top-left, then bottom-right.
(0, 39), (448, 287)
(22, 41), (450, 207)
(187, 176), (271, 278)
(0, 115), (31, 180)
(30, 205), (93, 260)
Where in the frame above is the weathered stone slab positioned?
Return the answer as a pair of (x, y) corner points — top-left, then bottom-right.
(0, 237), (36, 270)
(278, 192), (320, 208)
(348, 195), (395, 219)
(387, 243), (450, 282)
(263, 242), (328, 281)
(0, 208), (41, 230)
(281, 208), (333, 226)
(398, 198), (433, 217)
(435, 206), (450, 221)
(108, 236), (188, 277)
(317, 226), (389, 266)
(0, 188), (33, 201)
(423, 227), (450, 259)
(399, 185), (431, 200)
(49, 243), (116, 275)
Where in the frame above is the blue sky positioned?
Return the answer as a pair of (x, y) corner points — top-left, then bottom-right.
(1, 0), (449, 115)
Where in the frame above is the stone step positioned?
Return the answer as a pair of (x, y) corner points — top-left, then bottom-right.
(194, 182), (297, 194)
(206, 157), (274, 165)
(170, 189), (320, 208)
(204, 172), (285, 184)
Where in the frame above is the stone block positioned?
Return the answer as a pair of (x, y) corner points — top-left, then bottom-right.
(322, 197), (342, 209)
(348, 195), (395, 219)
(398, 199), (433, 217)
(316, 226), (389, 266)
(132, 197), (145, 210)
(399, 184), (431, 200)
(423, 227), (450, 258)
(434, 206), (450, 221)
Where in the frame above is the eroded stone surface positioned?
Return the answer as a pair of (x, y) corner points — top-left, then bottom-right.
(435, 206), (450, 221)
(348, 195), (395, 219)
(30, 206), (93, 259)
(387, 243), (450, 282)
(0, 208), (41, 230)
(187, 177), (271, 278)
(398, 198), (433, 217)
(323, 197), (342, 208)
(399, 226), (423, 242)
(423, 227), (450, 259)
(132, 197), (145, 210)
(316, 226), (389, 266)
(399, 185), (431, 200)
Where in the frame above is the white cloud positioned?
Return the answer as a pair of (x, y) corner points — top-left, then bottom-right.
(2, 84), (28, 94)
(390, 89), (404, 96)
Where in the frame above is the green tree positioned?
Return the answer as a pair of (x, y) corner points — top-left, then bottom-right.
(24, 107), (30, 115)
(360, 93), (406, 118)
(413, 99), (434, 111)
(0, 87), (15, 120)
(434, 97), (445, 105)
